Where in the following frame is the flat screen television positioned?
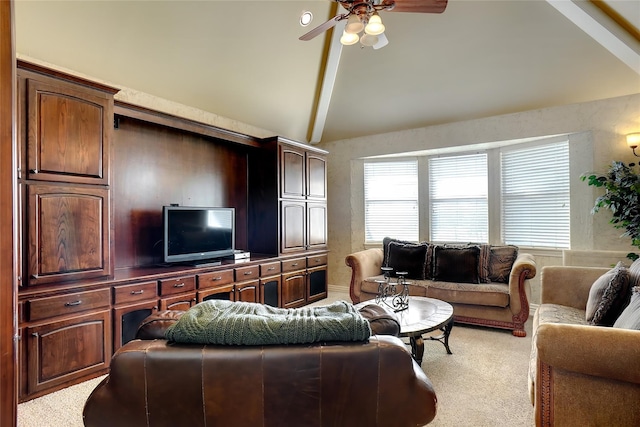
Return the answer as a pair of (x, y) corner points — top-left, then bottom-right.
(163, 205), (235, 264)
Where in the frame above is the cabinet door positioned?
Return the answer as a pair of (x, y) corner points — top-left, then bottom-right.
(198, 283), (235, 303)
(281, 271), (307, 309)
(307, 265), (328, 303)
(307, 202), (327, 250)
(27, 183), (111, 285)
(159, 293), (196, 311)
(235, 280), (259, 303)
(26, 310), (111, 395)
(113, 300), (158, 352)
(26, 78), (111, 185)
(306, 154), (326, 200)
(281, 200), (306, 253)
(260, 275), (281, 307)
(280, 145), (305, 199)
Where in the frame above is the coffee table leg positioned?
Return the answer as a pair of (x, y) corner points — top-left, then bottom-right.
(427, 318), (453, 355)
(409, 335), (424, 366)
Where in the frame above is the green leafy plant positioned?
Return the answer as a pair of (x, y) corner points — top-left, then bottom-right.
(581, 161), (640, 261)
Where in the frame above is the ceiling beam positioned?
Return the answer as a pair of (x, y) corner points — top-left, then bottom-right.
(546, 0), (640, 74)
(308, 4), (344, 144)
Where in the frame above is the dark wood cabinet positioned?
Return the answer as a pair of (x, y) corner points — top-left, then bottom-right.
(25, 309), (111, 396)
(278, 139), (327, 254)
(26, 183), (111, 285)
(281, 270), (307, 309)
(23, 74), (113, 185)
(159, 292), (196, 311)
(15, 63), (329, 402)
(235, 280), (259, 303)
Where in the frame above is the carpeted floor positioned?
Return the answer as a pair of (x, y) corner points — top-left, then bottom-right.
(18, 292), (534, 426)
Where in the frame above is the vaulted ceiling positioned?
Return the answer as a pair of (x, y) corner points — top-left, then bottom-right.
(14, 1), (640, 144)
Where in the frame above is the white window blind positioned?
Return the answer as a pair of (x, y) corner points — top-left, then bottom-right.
(501, 141), (570, 248)
(429, 154), (488, 243)
(364, 160), (418, 242)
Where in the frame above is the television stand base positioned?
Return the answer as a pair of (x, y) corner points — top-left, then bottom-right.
(192, 260), (222, 268)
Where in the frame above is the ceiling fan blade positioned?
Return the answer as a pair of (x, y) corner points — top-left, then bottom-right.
(299, 14), (348, 41)
(386, 0), (448, 14)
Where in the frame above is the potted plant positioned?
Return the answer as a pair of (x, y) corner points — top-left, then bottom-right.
(581, 160), (640, 261)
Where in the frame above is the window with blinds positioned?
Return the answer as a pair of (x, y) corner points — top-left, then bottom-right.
(429, 154), (488, 243)
(501, 141), (570, 248)
(364, 160), (418, 243)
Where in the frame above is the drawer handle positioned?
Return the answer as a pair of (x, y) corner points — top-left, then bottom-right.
(291, 263), (299, 267)
(174, 283), (185, 288)
(243, 271), (253, 275)
(130, 290), (144, 295)
(211, 277), (223, 281)
(65, 300), (82, 307)
(267, 267), (275, 271)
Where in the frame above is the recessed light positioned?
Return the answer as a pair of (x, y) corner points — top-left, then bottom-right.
(300, 11), (313, 27)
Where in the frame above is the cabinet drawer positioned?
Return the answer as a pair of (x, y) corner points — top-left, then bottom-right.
(307, 255), (327, 268)
(260, 261), (281, 277)
(281, 258), (306, 273)
(197, 269), (234, 290)
(159, 276), (196, 296)
(28, 288), (110, 322)
(113, 281), (158, 305)
(235, 265), (259, 281)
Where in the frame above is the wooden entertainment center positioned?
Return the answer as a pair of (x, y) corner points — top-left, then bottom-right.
(15, 61), (328, 401)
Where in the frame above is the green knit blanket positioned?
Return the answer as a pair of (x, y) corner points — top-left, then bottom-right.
(164, 300), (371, 345)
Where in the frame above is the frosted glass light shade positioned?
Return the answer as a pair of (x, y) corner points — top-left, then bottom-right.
(627, 133), (640, 148)
(340, 30), (359, 45)
(360, 33), (379, 47)
(345, 15), (365, 34)
(365, 14), (385, 35)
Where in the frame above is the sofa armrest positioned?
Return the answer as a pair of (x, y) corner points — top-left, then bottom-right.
(345, 248), (384, 303)
(135, 310), (185, 340)
(536, 322), (640, 385)
(540, 266), (609, 309)
(507, 253), (537, 321)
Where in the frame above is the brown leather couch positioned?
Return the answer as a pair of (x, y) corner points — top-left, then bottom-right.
(83, 306), (437, 427)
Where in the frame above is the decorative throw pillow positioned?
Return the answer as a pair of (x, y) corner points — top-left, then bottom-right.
(385, 241), (429, 279)
(585, 262), (631, 326)
(613, 286), (640, 330)
(432, 244), (481, 284)
(382, 237), (415, 266)
(488, 245), (519, 283)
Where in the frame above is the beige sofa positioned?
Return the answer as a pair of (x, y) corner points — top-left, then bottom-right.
(529, 264), (640, 426)
(345, 246), (537, 336)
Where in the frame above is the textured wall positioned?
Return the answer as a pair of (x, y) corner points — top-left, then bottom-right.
(319, 93), (640, 305)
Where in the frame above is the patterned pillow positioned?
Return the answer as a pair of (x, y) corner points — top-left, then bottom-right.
(613, 287), (640, 330)
(586, 262), (631, 326)
(432, 244), (481, 284)
(478, 245), (519, 283)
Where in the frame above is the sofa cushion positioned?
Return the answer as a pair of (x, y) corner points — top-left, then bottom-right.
(385, 240), (429, 280)
(613, 286), (640, 330)
(488, 245), (519, 283)
(585, 262), (631, 326)
(426, 280), (509, 307)
(433, 244), (481, 284)
(360, 276), (509, 307)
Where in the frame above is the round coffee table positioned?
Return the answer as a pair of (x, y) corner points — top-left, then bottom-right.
(356, 296), (454, 365)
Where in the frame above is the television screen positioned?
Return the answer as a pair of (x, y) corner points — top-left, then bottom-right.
(163, 206), (235, 264)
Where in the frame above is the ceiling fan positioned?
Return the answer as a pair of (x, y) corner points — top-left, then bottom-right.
(299, 0), (448, 48)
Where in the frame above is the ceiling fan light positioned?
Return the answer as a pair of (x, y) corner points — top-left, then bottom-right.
(373, 32), (389, 50)
(365, 14), (385, 35)
(345, 15), (364, 34)
(360, 33), (379, 47)
(340, 30), (359, 46)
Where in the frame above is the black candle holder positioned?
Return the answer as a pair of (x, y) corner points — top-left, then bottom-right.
(375, 267), (410, 312)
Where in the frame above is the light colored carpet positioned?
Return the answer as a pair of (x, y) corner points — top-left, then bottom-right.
(18, 292), (534, 426)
